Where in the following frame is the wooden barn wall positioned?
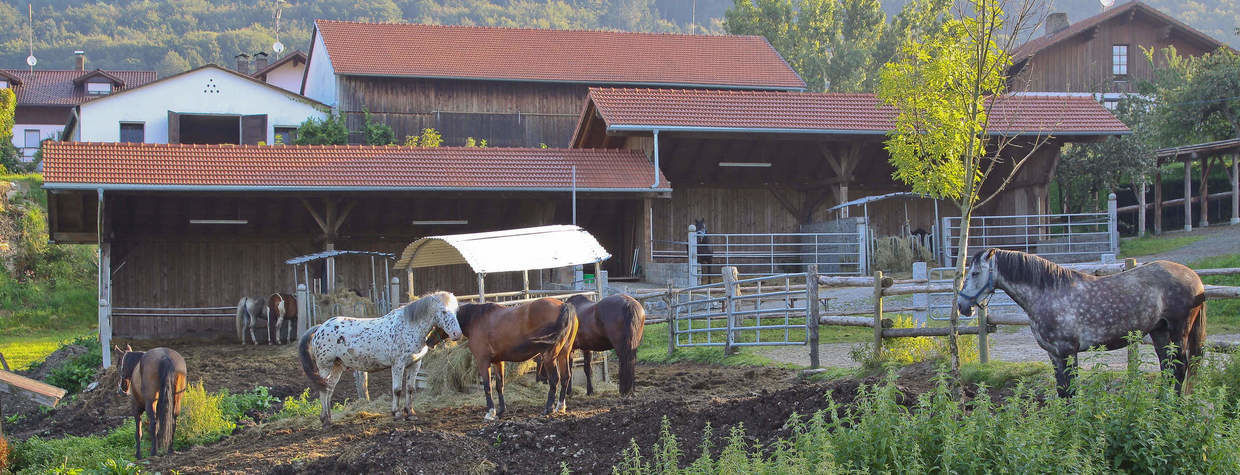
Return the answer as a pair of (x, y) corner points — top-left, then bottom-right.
(1011, 14), (1214, 93)
(106, 192), (644, 339)
(337, 76), (589, 147)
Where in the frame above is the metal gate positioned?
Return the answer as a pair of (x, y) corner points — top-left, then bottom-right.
(940, 209), (1117, 266)
(688, 227), (867, 284)
(670, 269), (820, 350)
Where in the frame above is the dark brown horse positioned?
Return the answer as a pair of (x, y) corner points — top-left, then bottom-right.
(456, 298), (578, 420)
(115, 345), (187, 458)
(266, 292), (298, 345)
(562, 294), (645, 396)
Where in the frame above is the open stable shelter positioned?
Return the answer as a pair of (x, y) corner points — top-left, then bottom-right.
(41, 142), (666, 356)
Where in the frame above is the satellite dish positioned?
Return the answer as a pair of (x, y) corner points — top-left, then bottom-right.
(25, 55), (36, 67)
(1100, 0), (1115, 7)
(272, 41), (285, 54)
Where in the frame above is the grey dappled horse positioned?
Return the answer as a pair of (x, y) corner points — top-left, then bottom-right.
(956, 249), (1206, 397)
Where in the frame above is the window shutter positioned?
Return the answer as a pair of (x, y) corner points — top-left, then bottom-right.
(241, 114), (267, 145)
(167, 111), (180, 144)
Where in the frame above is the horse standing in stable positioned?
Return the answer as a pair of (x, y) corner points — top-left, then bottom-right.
(116, 345), (187, 459)
(235, 296), (269, 345)
(693, 219), (715, 282)
(956, 249), (1207, 397)
(561, 294), (645, 396)
(266, 292), (298, 345)
(298, 291), (461, 426)
(455, 298), (578, 420)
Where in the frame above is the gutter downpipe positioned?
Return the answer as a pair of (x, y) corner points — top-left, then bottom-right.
(651, 129), (661, 188)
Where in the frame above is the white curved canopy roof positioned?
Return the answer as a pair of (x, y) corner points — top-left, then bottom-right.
(395, 225), (611, 274)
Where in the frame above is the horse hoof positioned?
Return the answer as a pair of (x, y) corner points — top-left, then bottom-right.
(484, 409), (497, 421)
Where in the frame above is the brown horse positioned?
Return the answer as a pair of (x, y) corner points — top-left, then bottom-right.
(115, 345), (187, 458)
(562, 294), (645, 396)
(455, 298), (578, 420)
(266, 292), (298, 345)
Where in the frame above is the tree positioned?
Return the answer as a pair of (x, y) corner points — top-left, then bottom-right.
(156, 51), (192, 77)
(362, 109), (395, 145)
(1055, 97), (1158, 214)
(1147, 48), (1240, 144)
(293, 115), (348, 145)
(877, 0), (1047, 375)
(0, 88), (15, 173)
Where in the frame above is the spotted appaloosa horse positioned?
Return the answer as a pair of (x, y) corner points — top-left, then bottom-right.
(957, 249), (1206, 397)
(298, 291), (461, 426)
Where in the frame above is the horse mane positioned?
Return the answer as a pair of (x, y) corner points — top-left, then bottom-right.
(403, 291), (453, 324)
(980, 249), (1085, 289)
(120, 351), (144, 379)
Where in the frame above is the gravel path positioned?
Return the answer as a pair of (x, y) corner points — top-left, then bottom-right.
(1135, 224), (1240, 264)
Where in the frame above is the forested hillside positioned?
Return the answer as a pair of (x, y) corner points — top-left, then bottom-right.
(0, 0), (1232, 76)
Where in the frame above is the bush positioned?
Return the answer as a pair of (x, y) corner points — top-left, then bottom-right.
(44, 335), (102, 394)
(272, 389), (321, 420)
(362, 109), (394, 145)
(616, 344), (1240, 473)
(218, 386), (277, 423)
(175, 381), (236, 447)
(873, 235), (935, 273)
(293, 114), (348, 145)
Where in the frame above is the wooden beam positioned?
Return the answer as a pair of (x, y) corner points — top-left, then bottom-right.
(0, 370), (66, 408)
(1200, 155), (1211, 227)
(300, 197), (328, 233)
(1154, 169), (1163, 234)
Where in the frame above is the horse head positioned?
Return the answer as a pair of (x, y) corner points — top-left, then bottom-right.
(693, 219), (707, 234)
(956, 248), (999, 317)
(426, 291), (463, 341)
(116, 347), (143, 395)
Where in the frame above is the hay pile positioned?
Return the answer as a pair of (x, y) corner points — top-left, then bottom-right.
(315, 288), (377, 318)
(420, 341), (537, 396)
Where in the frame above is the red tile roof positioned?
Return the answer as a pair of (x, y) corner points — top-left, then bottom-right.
(1010, 1), (1228, 61)
(582, 88), (1130, 136)
(41, 142), (668, 191)
(313, 20), (805, 90)
(0, 69), (156, 106)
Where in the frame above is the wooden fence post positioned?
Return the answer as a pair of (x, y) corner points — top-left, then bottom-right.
(388, 277), (400, 311)
(977, 305), (989, 364)
(1138, 178), (1147, 237)
(1154, 169), (1163, 235)
(1184, 157), (1193, 232)
(806, 265), (821, 369)
(723, 266), (739, 355)
(873, 271), (884, 359)
(596, 266), (607, 300)
(98, 241), (112, 369)
(687, 224), (699, 286)
(665, 282), (676, 357)
(1108, 192), (1118, 254)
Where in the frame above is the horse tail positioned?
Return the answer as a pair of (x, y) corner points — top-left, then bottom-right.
(235, 297), (248, 344)
(298, 325), (328, 391)
(156, 356), (176, 450)
(1187, 296), (1207, 375)
(553, 302), (578, 351)
(616, 296), (645, 396)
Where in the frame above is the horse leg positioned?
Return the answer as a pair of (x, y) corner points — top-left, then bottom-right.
(319, 363), (345, 427)
(249, 319), (260, 346)
(147, 402), (159, 458)
(354, 370), (369, 402)
(543, 351), (559, 416)
(390, 362), (406, 420)
(493, 362), (506, 418)
(478, 355), (497, 421)
(581, 350), (595, 396)
(403, 359), (421, 419)
(556, 347), (572, 413)
(134, 412), (143, 459)
(1050, 353), (1074, 399)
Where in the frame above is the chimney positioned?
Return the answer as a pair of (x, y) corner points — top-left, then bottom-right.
(234, 53), (250, 74)
(74, 50), (85, 71)
(1045, 13), (1070, 36)
(252, 51), (268, 73)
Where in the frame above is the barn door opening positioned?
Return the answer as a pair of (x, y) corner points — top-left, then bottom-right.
(177, 114), (240, 144)
(241, 114), (267, 145)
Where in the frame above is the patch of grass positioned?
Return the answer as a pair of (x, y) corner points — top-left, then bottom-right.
(272, 389), (322, 421)
(960, 361), (1052, 388)
(12, 424), (135, 474)
(1190, 253), (1240, 334)
(218, 386), (277, 424)
(636, 322), (794, 367)
(42, 335), (102, 394)
(0, 330), (90, 370)
(176, 380), (236, 447)
(1119, 234), (1204, 258)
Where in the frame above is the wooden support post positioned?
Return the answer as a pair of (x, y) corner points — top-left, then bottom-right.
(406, 267), (416, 301)
(1232, 155), (1239, 225)
(1107, 193), (1118, 254)
(1184, 158), (1193, 232)
(98, 243), (112, 369)
(977, 305), (989, 364)
(872, 271), (884, 359)
(388, 277), (400, 310)
(1138, 178), (1147, 237)
(806, 265), (821, 369)
(296, 284), (310, 335)
(912, 262), (928, 325)
(476, 273), (486, 303)
(665, 283), (676, 357)
(595, 262), (605, 300)
(1154, 169), (1164, 235)
(722, 266), (739, 355)
(1200, 155), (1211, 228)
(838, 184), (849, 218)
(641, 197), (653, 279)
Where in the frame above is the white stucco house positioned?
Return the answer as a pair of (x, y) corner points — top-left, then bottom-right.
(63, 64), (329, 145)
(251, 51), (306, 94)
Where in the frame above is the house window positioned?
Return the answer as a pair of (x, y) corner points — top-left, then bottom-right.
(119, 123), (144, 143)
(274, 126), (297, 145)
(1112, 44), (1128, 77)
(87, 82), (113, 95)
(24, 129), (39, 148)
